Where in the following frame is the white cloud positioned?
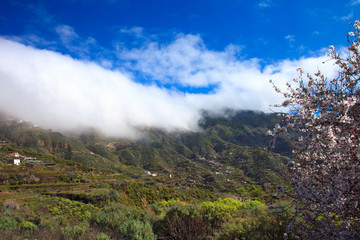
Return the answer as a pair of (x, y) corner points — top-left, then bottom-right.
(285, 35), (296, 48)
(4, 34), (57, 48)
(55, 25), (79, 43)
(119, 27), (145, 39)
(285, 35), (295, 42)
(0, 36), (339, 138)
(340, 12), (354, 21)
(257, 0), (272, 8)
(117, 34), (248, 87)
(350, 0), (360, 6)
(54, 25), (101, 59)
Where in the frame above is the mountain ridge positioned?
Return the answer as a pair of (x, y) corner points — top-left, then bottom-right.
(0, 109), (292, 194)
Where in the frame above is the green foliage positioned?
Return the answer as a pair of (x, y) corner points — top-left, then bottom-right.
(57, 172), (86, 183)
(118, 219), (156, 240)
(180, 187), (216, 201)
(48, 197), (97, 221)
(0, 122), (69, 154)
(96, 232), (112, 240)
(0, 215), (18, 230)
(152, 198), (186, 217)
(87, 144), (117, 161)
(64, 145), (73, 160)
(209, 200), (296, 240)
(114, 181), (174, 206)
(158, 198), (186, 208)
(0, 111), (295, 239)
(156, 204), (211, 240)
(60, 222), (89, 240)
(214, 207), (294, 240)
(20, 221), (38, 232)
(39, 215), (62, 232)
(201, 198), (241, 223)
(200, 198), (264, 228)
(153, 198), (294, 240)
(91, 202), (156, 239)
(0, 109), (290, 196)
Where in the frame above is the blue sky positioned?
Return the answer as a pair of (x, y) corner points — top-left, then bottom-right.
(0, 0), (356, 60)
(0, 0), (358, 137)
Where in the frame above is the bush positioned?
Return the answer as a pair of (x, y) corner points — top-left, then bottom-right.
(48, 197), (97, 220)
(91, 202), (156, 240)
(39, 215), (62, 232)
(214, 204), (295, 240)
(96, 232), (111, 240)
(156, 204), (211, 240)
(214, 221), (247, 240)
(200, 198), (264, 228)
(152, 198), (186, 217)
(20, 221), (38, 232)
(60, 222), (89, 240)
(118, 219), (156, 240)
(0, 215), (18, 230)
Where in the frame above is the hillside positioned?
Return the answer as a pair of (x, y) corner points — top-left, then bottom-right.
(0, 110), (292, 194)
(0, 110), (297, 239)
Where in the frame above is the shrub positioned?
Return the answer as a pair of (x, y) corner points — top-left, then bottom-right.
(48, 197), (97, 220)
(200, 198), (240, 227)
(214, 221), (246, 240)
(20, 221), (38, 232)
(60, 222), (89, 240)
(39, 215), (62, 232)
(91, 202), (156, 239)
(118, 219), (156, 240)
(0, 215), (18, 230)
(152, 198), (186, 217)
(96, 232), (111, 240)
(214, 204), (295, 240)
(200, 198), (264, 228)
(156, 204), (211, 240)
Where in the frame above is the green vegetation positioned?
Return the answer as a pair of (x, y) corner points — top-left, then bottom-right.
(0, 195), (296, 239)
(0, 110), (297, 239)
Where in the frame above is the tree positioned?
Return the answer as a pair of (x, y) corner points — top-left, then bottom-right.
(64, 144), (73, 160)
(269, 21), (360, 239)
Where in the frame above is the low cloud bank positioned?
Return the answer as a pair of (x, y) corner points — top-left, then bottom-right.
(0, 36), (338, 138)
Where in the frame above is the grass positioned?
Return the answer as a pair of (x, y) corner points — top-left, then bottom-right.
(0, 193), (39, 202)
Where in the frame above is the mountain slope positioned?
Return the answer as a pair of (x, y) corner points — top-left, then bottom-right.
(0, 110), (292, 194)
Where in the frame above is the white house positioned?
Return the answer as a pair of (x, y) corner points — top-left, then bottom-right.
(8, 159), (20, 165)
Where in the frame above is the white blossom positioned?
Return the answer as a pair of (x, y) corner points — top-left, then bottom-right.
(270, 20), (360, 239)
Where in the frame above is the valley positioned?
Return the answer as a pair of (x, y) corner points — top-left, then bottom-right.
(0, 110), (296, 239)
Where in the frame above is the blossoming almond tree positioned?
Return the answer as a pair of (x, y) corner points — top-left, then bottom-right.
(269, 21), (360, 239)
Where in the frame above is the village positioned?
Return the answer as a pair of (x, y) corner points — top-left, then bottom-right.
(5, 152), (55, 168)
